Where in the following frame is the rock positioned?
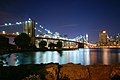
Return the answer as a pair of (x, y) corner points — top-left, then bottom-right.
(111, 64), (120, 78)
(1, 63), (120, 80)
(59, 63), (89, 80)
(45, 63), (59, 80)
(88, 64), (111, 80)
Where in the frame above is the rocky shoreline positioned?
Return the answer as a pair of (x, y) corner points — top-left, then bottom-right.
(0, 63), (120, 80)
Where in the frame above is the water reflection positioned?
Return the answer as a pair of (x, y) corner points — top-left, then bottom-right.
(102, 49), (110, 65)
(90, 49), (97, 65)
(83, 49), (90, 65)
(0, 48), (120, 66)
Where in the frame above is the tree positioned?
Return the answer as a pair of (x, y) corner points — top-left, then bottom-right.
(56, 40), (62, 49)
(0, 35), (9, 51)
(14, 33), (31, 49)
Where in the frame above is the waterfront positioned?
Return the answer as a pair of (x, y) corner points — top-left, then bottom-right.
(0, 48), (120, 66)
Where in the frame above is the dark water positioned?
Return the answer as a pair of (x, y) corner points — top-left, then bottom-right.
(0, 48), (120, 66)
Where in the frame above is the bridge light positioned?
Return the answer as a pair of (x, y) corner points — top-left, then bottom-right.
(16, 32), (19, 35)
(35, 22), (38, 25)
(28, 18), (31, 21)
(2, 31), (5, 34)
(34, 27), (36, 29)
(28, 20), (31, 23)
(9, 23), (12, 25)
(4, 23), (7, 26)
(38, 30), (41, 32)
(19, 22), (22, 24)
(40, 25), (43, 28)
(28, 33), (31, 36)
(47, 30), (50, 33)
(103, 31), (106, 33)
(36, 35), (39, 37)
(50, 32), (53, 34)
(16, 22), (19, 25)
(25, 21), (28, 23)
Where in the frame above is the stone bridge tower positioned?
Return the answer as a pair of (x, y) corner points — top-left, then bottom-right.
(23, 18), (35, 45)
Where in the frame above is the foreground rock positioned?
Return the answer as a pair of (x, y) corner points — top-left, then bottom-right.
(59, 64), (89, 80)
(88, 64), (111, 80)
(0, 63), (120, 80)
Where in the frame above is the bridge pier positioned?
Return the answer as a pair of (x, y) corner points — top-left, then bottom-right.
(77, 43), (84, 48)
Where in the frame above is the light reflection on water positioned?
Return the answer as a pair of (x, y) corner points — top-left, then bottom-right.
(0, 48), (120, 66)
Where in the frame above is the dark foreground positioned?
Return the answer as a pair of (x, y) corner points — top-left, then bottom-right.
(0, 63), (120, 80)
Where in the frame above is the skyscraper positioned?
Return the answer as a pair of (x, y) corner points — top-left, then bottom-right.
(99, 30), (108, 46)
(86, 34), (88, 43)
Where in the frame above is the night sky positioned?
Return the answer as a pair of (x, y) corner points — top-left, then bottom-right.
(0, 0), (120, 43)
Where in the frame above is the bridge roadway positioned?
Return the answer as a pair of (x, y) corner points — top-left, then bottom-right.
(0, 32), (85, 48)
(0, 32), (83, 43)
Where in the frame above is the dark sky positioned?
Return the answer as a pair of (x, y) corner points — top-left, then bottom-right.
(0, 0), (120, 42)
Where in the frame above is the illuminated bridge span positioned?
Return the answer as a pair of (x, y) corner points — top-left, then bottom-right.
(0, 32), (85, 48)
(0, 18), (93, 48)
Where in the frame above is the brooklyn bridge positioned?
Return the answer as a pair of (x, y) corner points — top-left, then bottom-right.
(0, 18), (95, 49)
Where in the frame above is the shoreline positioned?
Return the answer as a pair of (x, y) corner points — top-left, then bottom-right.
(0, 48), (119, 55)
(0, 48), (79, 55)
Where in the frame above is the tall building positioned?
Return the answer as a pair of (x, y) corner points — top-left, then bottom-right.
(23, 18), (35, 45)
(99, 30), (108, 46)
(86, 34), (89, 43)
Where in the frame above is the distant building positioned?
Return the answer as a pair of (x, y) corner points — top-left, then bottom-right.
(97, 30), (120, 48)
(99, 30), (109, 46)
(54, 32), (60, 38)
(86, 34), (89, 43)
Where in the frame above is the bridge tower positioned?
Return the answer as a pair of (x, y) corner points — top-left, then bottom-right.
(23, 18), (35, 45)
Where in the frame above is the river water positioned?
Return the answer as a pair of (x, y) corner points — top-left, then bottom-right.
(0, 48), (120, 66)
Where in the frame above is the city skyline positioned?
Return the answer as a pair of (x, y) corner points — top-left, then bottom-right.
(0, 0), (120, 42)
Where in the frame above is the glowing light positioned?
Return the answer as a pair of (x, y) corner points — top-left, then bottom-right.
(47, 30), (51, 33)
(36, 35), (39, 37)
(16, 32), (19, 35)
(38, 30), (41, 32)
(16, 22), (19, 24)
(9, 23), (12, 25)
(4, 23), (7, 26)
(28, 21), (31, 23)
(19, 22), (22, 24)
(103, 31), (106, 33)
(28, 18), (31, 20)
(2, 31), (5, 34)
(35, 22), (38, 25)
(40, 25), (43, 28)
(34, 27), (36, 29)
(25, 21), (28, 23)
(86, 34), (88, 37)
